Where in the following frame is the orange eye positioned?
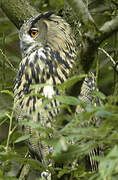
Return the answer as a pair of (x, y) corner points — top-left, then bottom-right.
(29, 29), (39, 38)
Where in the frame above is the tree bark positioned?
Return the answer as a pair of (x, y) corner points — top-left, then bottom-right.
(0, 0), (39, 29)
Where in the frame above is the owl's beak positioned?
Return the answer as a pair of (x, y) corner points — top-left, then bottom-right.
(20, 41), (25, 52)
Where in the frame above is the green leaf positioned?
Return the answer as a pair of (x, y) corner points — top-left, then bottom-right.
(0, 169), (3, 177)
(95, 108), (112, 117)
(57, 167), (72, 178)
(91, 90), (106, 100)
(55, 95), (84, 106)
(15, 157), (45, 170)
(108, 145), (118, 158)
(57, 74), (87, 90)
(3, 177), (18, 180)
(14, 134), (30, 143)
(0, 151), (18, 161)
(30, 83), (53, 89)
(0, 114), (7, 121)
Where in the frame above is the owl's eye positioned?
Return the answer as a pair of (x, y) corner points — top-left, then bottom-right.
(29, 28), (39, 38)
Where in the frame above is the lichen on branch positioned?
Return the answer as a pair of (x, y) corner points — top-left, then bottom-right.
(0, 0), (38, 29)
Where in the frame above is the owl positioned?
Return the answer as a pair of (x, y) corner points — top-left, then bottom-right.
(14, 12), (98, 177)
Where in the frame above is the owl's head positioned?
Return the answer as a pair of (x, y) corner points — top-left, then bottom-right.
(19, 12), (75, 57)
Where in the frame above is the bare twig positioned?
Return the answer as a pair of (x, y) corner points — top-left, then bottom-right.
(98, 47), (116, 66)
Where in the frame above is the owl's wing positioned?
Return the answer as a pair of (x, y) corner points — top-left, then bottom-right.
(76, 73), (101, 171)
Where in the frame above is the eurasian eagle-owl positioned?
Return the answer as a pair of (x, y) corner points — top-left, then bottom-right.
(14, 12), (97, 174)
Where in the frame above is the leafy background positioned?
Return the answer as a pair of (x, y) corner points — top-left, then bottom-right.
(0, 0), (118, 179)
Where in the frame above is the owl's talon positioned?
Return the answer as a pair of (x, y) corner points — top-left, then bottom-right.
(41, 171), (51, 180)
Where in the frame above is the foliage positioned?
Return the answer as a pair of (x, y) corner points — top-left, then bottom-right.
(0, 0), (118, 179)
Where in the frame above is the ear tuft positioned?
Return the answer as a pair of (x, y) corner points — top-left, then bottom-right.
(31, 12), (55, 27)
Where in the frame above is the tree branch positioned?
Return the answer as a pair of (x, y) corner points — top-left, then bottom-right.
(0, 0), (38, 29)
(99, 16), (118, 42)
(65, 0), (118, 98)
(67, 0), (98, 32)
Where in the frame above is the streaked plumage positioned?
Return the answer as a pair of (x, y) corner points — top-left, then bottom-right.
(14, 12), (98, 175)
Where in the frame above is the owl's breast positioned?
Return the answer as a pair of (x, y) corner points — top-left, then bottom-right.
(14, 44), (74, 123)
